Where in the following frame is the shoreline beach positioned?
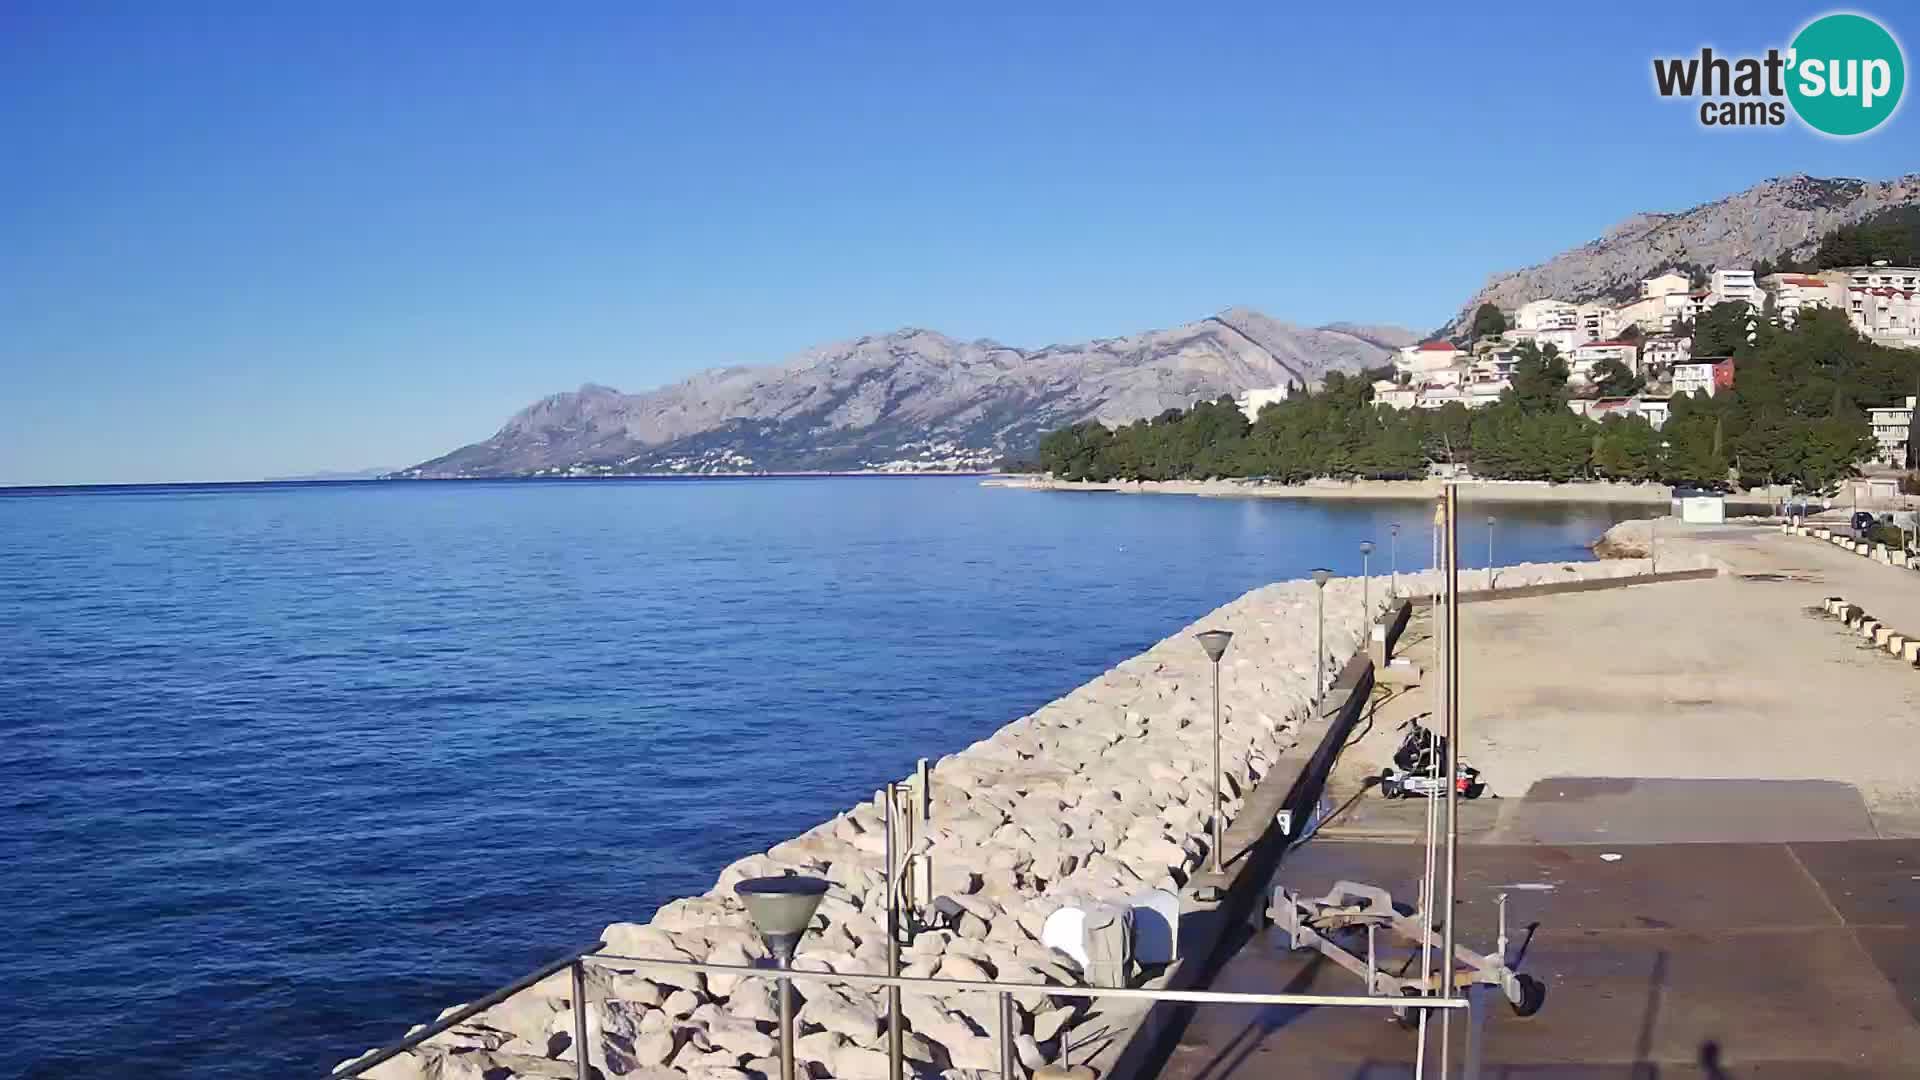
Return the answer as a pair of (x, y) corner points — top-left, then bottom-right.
(982, 475), (1783, 509)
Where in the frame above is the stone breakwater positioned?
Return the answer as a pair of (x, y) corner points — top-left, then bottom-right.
(341, 558), (1715, 1080)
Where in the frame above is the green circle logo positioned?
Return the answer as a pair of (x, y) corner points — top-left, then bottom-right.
(1787, 13), (1905, 136)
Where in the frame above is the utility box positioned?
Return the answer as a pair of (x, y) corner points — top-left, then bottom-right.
(1671, 488), (1725, 524)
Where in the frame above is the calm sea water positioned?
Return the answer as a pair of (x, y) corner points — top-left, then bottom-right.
(1, 477), (1649, 1078)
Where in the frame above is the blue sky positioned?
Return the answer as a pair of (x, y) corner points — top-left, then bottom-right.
(2, 4), (1915, 485)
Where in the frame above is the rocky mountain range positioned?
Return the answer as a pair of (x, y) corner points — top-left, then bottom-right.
(1448, 172), (1920, 328)
(402, 172), (1920, 479)
(396, 309), (1414, 477)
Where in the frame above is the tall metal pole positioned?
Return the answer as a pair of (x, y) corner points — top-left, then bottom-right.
(1441, 484), (1463, 1074)
(1486, 515), (1496, 591)
(1315, 584), (1326, 710)
(1211, 655), (1223, 873)
(571, 960), (590, 1080)
(1361, 542), (1373, 620)
(1651, 514), (1659, 574)
(1391, 523), (1400, 597)
(917, 758), (932, 920)
(884, 785), (903, 1080)
(779, 968), (795, 1080)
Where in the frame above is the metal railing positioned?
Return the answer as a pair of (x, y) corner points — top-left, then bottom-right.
(329, 945), (1471, 1080)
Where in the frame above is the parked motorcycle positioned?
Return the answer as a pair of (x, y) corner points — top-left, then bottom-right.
(1377, 718), (1485, 799)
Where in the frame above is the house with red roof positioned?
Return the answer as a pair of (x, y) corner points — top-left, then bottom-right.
(1394, 339), (1464, 375)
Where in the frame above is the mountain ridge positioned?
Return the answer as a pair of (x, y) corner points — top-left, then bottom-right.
(396, 309), (1409, 478)
(1448, 172), (1920, 328)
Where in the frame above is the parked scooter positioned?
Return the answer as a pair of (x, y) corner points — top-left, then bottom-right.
(1377, 717), (1485, 799)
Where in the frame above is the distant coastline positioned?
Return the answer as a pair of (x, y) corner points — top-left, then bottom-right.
(983, 474), (1784, 509)
(0, 472), (995, 496)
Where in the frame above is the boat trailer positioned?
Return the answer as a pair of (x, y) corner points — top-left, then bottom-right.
(1266, 880), (1545, 1023)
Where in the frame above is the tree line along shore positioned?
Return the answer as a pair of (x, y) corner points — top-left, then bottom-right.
(1023, 308), (1918, 497)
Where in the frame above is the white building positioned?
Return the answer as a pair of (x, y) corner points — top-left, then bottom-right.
(1641, 271), (1692, 298)
(1373, 380), (1417, 410)
(1469, 352), (1520, 384)
(1842, 265), (1920, 349)
(1868, 396), (1916, 466)
(1395, 339), (1465, 375)
(1568, 395), (1670, 430)
(1509, 327), (1582, 355)
(1513, 300), (1579, 334)
(1709, 268), (1759, 309)
(1614, 293), (1687, 334)
(1640, 334), (1692, 372)
(1374, 376), (1507, 412)
(1463, 381), (1508, 408)
(1671, 357), (1733, 398)
(1762, 272), (1846, 325)
(1234, 385), (1291, 422)
(1577, 302), (1622, 344)
(1568, 339), (1640, 384)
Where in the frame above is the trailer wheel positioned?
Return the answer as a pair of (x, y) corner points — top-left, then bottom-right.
(1390, 986), (1434, 1029)
(1510, 974), (1546, 1017)
(1379, 772), (1402, 799)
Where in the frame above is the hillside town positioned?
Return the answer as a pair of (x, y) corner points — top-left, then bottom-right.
(1233, 262), (1920, 466)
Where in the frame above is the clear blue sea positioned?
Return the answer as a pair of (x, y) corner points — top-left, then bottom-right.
(0, 477), (1651, 1078)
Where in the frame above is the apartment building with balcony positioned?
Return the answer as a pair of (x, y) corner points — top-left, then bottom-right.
(1639, 334), (1692, 373)
(1843, 265), (1920, 349)
(1395, 339), (1465, 375)
(1671, 356), (1734, 397)
(1568, 339), (1640, 384)
(1709, 268), (1759, 309)
(1762, 272), (1846, 325)
(1513, 299), (1579, 334)
(1867, 395), (1916, 466)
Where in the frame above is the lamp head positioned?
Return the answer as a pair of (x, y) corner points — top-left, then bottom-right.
(1311, 568), (1333, 588)
(736, 875), (828, 964)
(1391, 523), (1400, 537)
(1360, 541), (1374, 556)
(1194, 629), (1233, 663)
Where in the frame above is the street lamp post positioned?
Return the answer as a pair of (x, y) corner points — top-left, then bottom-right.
(1360, 541), (1374, 622)
(1390, 523), (1400, 597)
(1486, 515), (1497, 591)
(737, 876), (829, 1080)
(1310, 568), (1333, 715)
(1194, 630), (1233, 874)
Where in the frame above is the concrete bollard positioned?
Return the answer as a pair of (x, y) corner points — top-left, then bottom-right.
(1886, 633), (1906, 656)
(1904, 640), (1920, 665)
(1861, 620), (1882, 640)
(1824, 596), (1845, 616)
(1873, 625), (1894, 647)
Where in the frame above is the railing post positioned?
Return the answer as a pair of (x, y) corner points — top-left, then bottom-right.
(886, 783), (903, 1080)
(779, 972), (796, 1080)
(998, 990), (1014, 1080)
(571, 958), (590, 1080)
